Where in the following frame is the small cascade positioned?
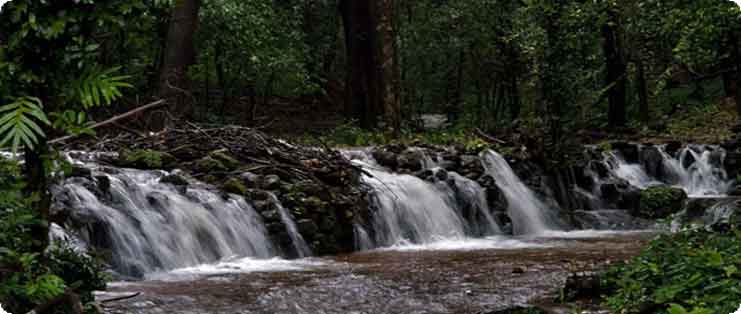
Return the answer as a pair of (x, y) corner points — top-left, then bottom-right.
(599, 145), (731, 197)
(442, 172), (501, 236)
(603, 151), (661, 189)
(480, 150), (559, 235)
(361, 165), (468, 246)
(657, 145), (731, 196)
(54, 165), (276, 277)
(268, 193), (313, 257)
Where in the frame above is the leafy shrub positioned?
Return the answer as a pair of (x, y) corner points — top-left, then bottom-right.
(0, 157), (107, 313)
(602, 230), (741, 314)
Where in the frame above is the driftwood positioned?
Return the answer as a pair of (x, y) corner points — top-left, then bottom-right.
(475, 128), (507, 145)
(49, 99), (166, 144)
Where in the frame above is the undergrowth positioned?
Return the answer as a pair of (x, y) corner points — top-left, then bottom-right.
(602, 230), (741, 314)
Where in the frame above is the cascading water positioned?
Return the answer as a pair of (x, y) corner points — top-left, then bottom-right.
(361, 164), (469, 246)
(54, 163), (280, 277)
(480, 150), (558, 235)
(269, 193), (313, 257)
(344, 149), (501, 248)
(603, 151), (661, 189)
(601, 145), (731, 197)
(658, 145), (731, 196)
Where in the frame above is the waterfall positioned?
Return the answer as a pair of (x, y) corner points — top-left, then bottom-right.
(442, 172), (501, 236)
(603, 151), (661, 189)
(657, 145), (731, 196)
(602, 145), (731, 197)
(268, 193), (313, 257)
(54, 165), (278, 277)
(480, 150), (558, 235)
(361, 165), (468, 246)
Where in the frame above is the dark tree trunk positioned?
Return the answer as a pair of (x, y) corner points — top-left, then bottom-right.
(158, 0), (200, 122)
(448, 49), (465, 124)
(602, 7), (628, 128)
(339, 0), (379, 129)
(733, 30), (741, 116)
(339, 0), (400, 134)
(23, 142), (50, 252)
(636, 54), (649, 124)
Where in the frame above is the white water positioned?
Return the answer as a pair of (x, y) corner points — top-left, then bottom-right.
(361, 164), (469, 246)
(442, 172), (501, 236)
(480, 150), (557, 235)
(603, 145), (731, 197)
(603, 151), (661, 189)
(268, 193), (313, 257)
(55, 165), (282, 277)
(658, 146), (731, 196)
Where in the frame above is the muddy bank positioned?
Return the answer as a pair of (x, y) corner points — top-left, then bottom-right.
(99, 232), (652, 314)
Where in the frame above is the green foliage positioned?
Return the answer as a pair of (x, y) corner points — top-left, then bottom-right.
(0, 96), (51, 153)
(603, 230), (741, 314)
(0, 157), (106, 313)
(70, 66), (132, 109)
(637, 186), (688, 219)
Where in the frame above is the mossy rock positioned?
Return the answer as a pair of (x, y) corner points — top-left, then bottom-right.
(121, 149), (177, 169)
(222, 178), (248, 195)
(193, 156), (228, 173)
(635, 186), (687, 219)
(209, 150), (241, 170)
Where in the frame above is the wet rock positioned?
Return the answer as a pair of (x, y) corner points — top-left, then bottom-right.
(260, 209), (281, 222)
(245, 189), (271, 201)
(397, 149), (423, 171)
(293, 180), (324, 195)
(640, 145), (664, 178)
(209, 150), (241, 170)
(120, 149), (178, 170)
(193, 156), (228, 173)
(434, 169), (449, 181)
(296, 219), (319, 238)
(563, 271), (602, 301)
(611, 142), (639, 163)
(222, 178), (247, 195)
(262, 175), (281, 190)
(95, 175), (111, 194)
(160, 174), (189, 186)
(372, 150), (398, 169)
(635, 186), (687, 219)
(70, 165), (93, 179)
(512, 266), (527, 274)
(240, 172), (264, 188)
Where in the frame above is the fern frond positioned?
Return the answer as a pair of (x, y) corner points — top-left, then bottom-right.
(0, 96), (51, 153)
(72, 66), (133, 109)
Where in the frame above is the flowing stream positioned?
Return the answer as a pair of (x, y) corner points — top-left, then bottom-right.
(38, 144), (733, 313)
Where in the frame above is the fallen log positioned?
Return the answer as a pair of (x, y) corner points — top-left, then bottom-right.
(49, 99), (166, 144)
(475, 128), (507, 145)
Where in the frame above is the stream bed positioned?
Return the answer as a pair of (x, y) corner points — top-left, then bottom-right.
(98, 231), (652, 314)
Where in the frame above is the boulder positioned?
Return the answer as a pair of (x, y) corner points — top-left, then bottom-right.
(634, 186), (687, 219)
(611, 142), (639, 163)
(69, 165), (93, 179)
(240, 172), (264, 188)
(296, 219), (320, 238)
(119, 149), (178, 170)
(209, 150), (241, 170)
(193, 156), (228, 173)
(160, 173), (189, 186)
(397, 149), (423, 171)
(562, 271), (602, 301)
(640, 145), (664, 178)
(372, 150), (398, 170)
(262, 174), (282, 190)
(222, 178), (247, 195)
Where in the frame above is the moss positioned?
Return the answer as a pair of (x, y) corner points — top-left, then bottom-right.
(122, 149), (177, 169)
(193, 156), (228, 173)
(209, 150), (241, 170)
(597, 141), (613, 152)
(222, 178), (247, 195)
(636, 186), (687, 219)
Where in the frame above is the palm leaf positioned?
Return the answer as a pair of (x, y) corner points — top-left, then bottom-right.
(72, 66), (132, 108)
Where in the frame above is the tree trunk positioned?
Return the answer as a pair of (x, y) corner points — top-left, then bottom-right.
(23, 142), (50, 253)
(339, 0), (400, 134)
(636, 54), (649, 124)
(733, 30), (741, 116)
(158, 0), (200, 123)
(602, 6), (628, 128)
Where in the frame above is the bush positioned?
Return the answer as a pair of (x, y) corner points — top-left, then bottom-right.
(0, 157), (107, 313)
(602, 230), (741, 314)
(635, 186), (687, 219)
